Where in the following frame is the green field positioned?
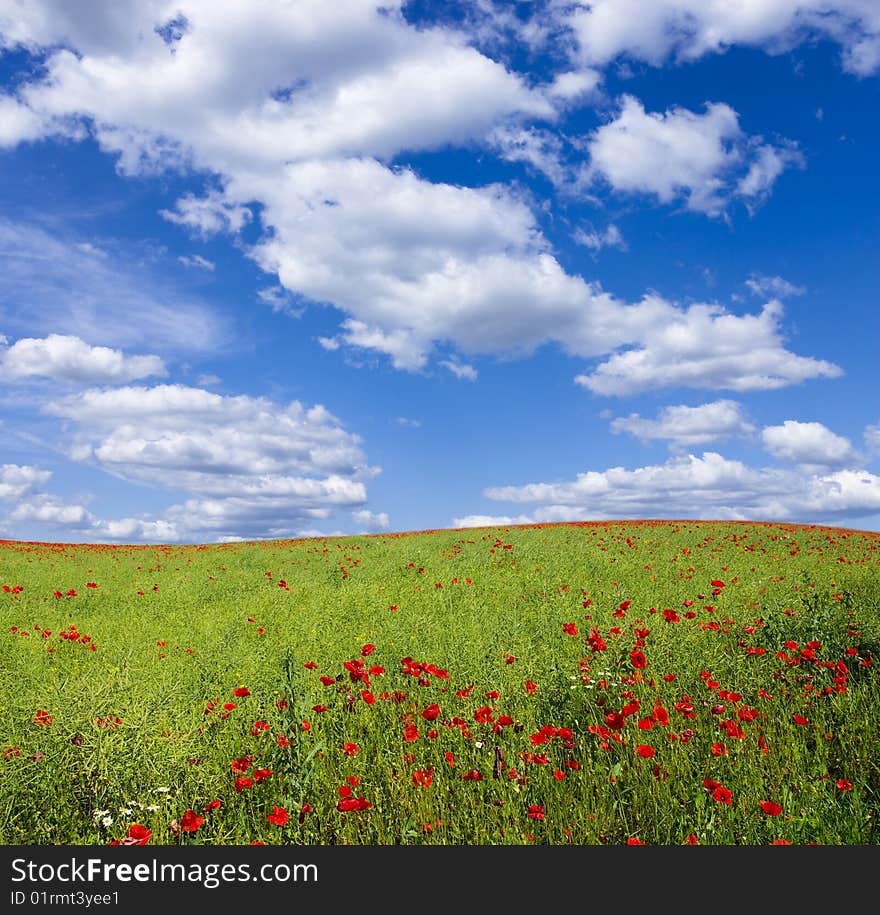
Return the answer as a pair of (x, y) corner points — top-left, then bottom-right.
(1, 520), (878, 845)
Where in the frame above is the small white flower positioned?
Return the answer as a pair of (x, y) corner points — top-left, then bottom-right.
(156, 786), (170, 793)
(93, 809), (110, 822)
(146, 805), (160, 813)
(102, 815), (114, 827)
(119, 807), (132, 816)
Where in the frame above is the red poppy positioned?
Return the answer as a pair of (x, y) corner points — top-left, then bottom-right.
(222, 702), (236, 711)
(253, 767), (271, 782)
(837, 779), (853, 791)
(711, 742), (728, 756)
(403, 724), (419, 742)
(562, 623), (579, 636)
(33, 710), (53, 726)
(604, 712), (625, 730)
(319, 675), (336, 686)
(119, 823), (151, 846)
(422, 703), (440, 721)
(361, 644), (376, 656)
(629, 650), (647, 670)
(204, 800), (222, 812)
(626, 837), (645, 845)
(528, 805), (545, 820)
(792, 714), (809, 725)
(525, 680), (538, 695)
(179, 810), (204, 833)
(233, 687), (250, 698)
(760, 801), (783, 816)
(267, 806), (289, 826)
(712, 786), (733, 805)
(636, 745), (655, 758)
(234, 777), (253, 792)
(461, 770), (483, 781)
(337, 797), (371, 812)
(361, 690), (375, 705)
(230, 756), (253, 774)
(444, 751), (455, 767)
(343, 742), (359, 756)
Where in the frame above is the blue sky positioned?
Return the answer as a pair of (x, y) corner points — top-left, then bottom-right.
(0, 0), (878, 543)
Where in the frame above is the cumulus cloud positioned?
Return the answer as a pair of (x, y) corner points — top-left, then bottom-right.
(746, 274), (805, 298)
(586, 96), (802, 216)
(22, 383), (385, 541)
(572, 224), (626, 252)
(0, 333), (167, 383)
(0, 5), (838, 388)
(611, 400), (756, 447)
(477, 451), (880, 525)
(559, 0), (880, 76)
(351, 508), (390, 531)
(440, 358), (478, 381)
(762, 420), (857, 469)
(0, 464), (52, 501)
(178, 254), (215, 270)
(575, 300), (841, 396)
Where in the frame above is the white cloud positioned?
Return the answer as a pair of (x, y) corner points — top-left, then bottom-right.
(866, 423), (880, 455)
(161, 192), (252, 237)
(560, 1), (880, 76)
(746, 274), (805, 298)
(762, 420), (857, 468)
(572, 224), (626, 252)
(0, 333), (167, 383)
(8, 494), (90, 525)
(178, 254), (215, 270)
(0, 464), (52, 501)
(396, 416), (421, 428)
(478, 451), (880, 524)
(32, 383), (381, 541)
(196, 373), (220, 386)
(440, 358), (478, 381)
(351, 508), (389, 531)
(586, 96), (801, 216)
(0, 219), (226, 353)
(611, 400), (756, 447)
(0, 5), (839, 390)
(575, 300), (841, 396)
(453, 513), (534, 528)
(0, 94), (45, 146)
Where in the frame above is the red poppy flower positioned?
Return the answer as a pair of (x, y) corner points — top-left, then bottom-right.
(626, 837), (645, 845)
(525, 680), (538, 695)
(233, 687), (250, 698)
(319, 675), (336, 686)
(711, 742), (728, 756)
(361, 690), (375, 705)
(712, 786), (733, 805)
(444, 751), (455, 767)
(403, 724), (419, 742)
(361, 644), (376, 656)
(222, 702), (236, 711)
(792, 714), (809, 726)
(685, 834), (699, 846)
(636, 745), (655, 758)
(604, 712), (625, 730)
(179, 810), (204, 833)
(33, 710), (53, 726)
(230, 756), (253, 774)
(204, 800), (222, 812)
(562, 623), (579, 636)
(234, 777), (253, 792)
(337, 797), (371, 812)
(253, 767), (271, 782)
(267, 806), (289, 826)
(422, 703), (440, 721)
(461, 770), (483, 781)
(629, 650), (647, 670)
(837, 779), (853, 791)
(760, 801), (783, 816)
(343, 742), (359, 756)
(119, 823), (151, 845)
(528, 805), (545, 820)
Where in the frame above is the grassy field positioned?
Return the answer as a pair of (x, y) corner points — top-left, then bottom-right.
(1, 520), (878, 846)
